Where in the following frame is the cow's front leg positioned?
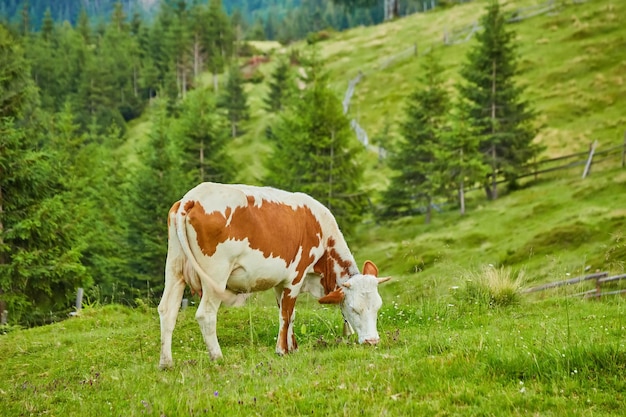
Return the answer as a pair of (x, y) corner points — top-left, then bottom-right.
(196, 293), (223, 360)
(276, 287), (298, 355)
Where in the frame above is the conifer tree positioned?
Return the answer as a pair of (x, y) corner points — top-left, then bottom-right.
(383, 52), (450, 223)
(125, 99), (184, 299)
(265, 51), (365, 231)
(264, 57), (296, 113)
(442, 109), (488, 215)
(0, 28), (86, 323)
(205, 0), (234, 92)
(220, 65), (249, 138)
(457, 0), (540, 200)
(173, 88), (235, 185)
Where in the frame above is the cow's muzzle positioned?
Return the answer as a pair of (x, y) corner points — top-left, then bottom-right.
(364, 338), (380, 345)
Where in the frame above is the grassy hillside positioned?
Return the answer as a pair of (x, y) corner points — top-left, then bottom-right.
(320, 0), (626, 157)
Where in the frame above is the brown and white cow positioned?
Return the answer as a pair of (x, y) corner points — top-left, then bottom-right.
(158, 182), (390, 368)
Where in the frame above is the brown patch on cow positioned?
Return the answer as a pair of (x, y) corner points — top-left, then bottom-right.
(183, 200), (195, 215)
(278, 288), (298, 353)
(313, 237), (354, 295)
(318, 287), (345, 304)
(186, 199), (322, 282)
(168, 201), (181, 227)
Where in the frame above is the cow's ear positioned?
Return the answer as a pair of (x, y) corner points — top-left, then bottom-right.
(318, 288), (345, 304)
(362, 260), (379, 277)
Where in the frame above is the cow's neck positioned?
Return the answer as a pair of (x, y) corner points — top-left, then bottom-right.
(314, 236), (359, 295)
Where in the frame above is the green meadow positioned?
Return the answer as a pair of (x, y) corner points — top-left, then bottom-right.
(2, 0), (626, 415)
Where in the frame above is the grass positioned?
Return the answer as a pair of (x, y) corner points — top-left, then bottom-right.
(2, 293), (626, 416)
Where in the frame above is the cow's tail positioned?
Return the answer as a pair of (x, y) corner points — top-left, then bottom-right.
(174, 201), (248, 307)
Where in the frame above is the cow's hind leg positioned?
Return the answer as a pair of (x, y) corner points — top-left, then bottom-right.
(196, 293), (223, 360)
(158, 264), (185, 369)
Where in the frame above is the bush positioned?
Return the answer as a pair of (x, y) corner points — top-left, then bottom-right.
(455, 265), (525, 308)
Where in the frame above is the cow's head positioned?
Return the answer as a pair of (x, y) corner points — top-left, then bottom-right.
(319, 260), (390, 345)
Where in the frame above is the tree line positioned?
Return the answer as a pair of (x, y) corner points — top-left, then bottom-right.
(3, 0), (460, 45)
(0, 0), (538, 325)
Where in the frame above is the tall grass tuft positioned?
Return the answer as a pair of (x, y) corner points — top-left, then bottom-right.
(457, 265), (525, 308)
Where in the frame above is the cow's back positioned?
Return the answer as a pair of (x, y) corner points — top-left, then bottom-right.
(179, 183), (330, 282)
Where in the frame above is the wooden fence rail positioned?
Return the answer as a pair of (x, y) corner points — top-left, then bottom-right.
(523, 272), (626, 299)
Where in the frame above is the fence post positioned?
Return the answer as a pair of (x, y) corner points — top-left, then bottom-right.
(582, 140), (598, 179)
(181, 298), (189, 310)
(622, 131), (626, 168)
(622, 131), (625, 168)
(0, 310), (7, 325)
(75, 288), (84, 312)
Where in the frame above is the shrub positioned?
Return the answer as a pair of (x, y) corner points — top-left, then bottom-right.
(456, 265), (525, 308)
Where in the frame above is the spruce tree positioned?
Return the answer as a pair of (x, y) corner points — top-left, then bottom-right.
(457, 0), (540, 200)
(125, 99), (184, 300)
(205, 0), (234, 92)
(442, 109), (488, 215)
(173, 88), (235, 185)
(220, 65), (249, 138)
(264, 57), (296, 113)
(265, 51), (365, 231)
(383, 52), (450, 223)
(0, 28), (86, 323)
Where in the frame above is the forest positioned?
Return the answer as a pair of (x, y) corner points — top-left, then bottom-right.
(0, 0), (448, 43)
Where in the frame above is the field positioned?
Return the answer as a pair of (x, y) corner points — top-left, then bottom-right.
(1, 283), (625, 416)
(2, 0), (626, 415)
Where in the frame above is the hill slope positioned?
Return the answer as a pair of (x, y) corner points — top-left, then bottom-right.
(124, 0), (625, 285)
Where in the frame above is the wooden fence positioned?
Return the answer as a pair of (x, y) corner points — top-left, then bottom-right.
(487, 136), (626, 187)
(523, 271), (626, 299)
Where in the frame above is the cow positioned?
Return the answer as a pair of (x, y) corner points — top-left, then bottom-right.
(158, 182), (391, 369)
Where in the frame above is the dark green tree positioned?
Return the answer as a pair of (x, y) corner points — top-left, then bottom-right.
(205, 0), (234, 92)
(0, 27), (87, 324)
(265, 51), (365, 231)
(46, 103), (131, 302)
(442, 109), (488, 216)
(263, 57), (296, 113)
(383, 52), (451, 223)
(457, 0), (540, 200)
(173, 87), (235, 185)
(125, 99), (184, 300)
(220, 65), (249, 138)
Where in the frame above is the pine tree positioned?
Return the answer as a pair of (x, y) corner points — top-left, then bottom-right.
(457, 0), (540, 200)
(125, 99), (184, 300)
(383, 52), (451, 223)
(47, 103), (132, 302)
(263, 57), (296, 113)
(0, 27), (86, 323)
(220, 65), (249, 138)
(205, 0), (234, 92)
(265, 51), (365, 231)
(173, 88), (235, 185)
(442, 109), (488, 216)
